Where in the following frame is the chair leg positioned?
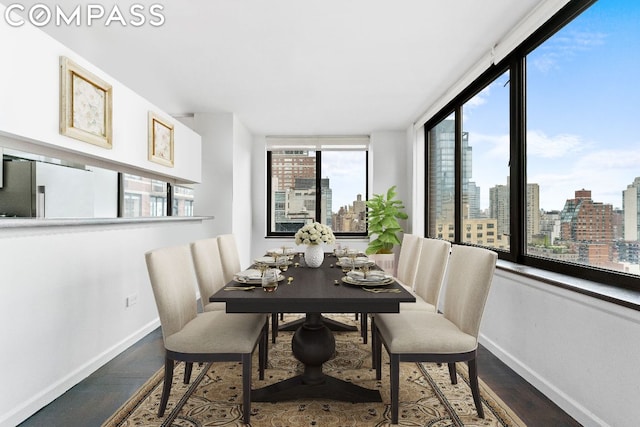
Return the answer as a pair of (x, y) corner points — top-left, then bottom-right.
(370, 316), (377, 367)
(158, 357), (174, 417)
(374, 327), (383, 380)
(242, 353), (252, 424)
(183, 362), (193, 384)
(390, 353), (400, 424)
(448, 362), (457, 384)
(271, 313), (278, 343)
(259, 321), (267, 379)
(361, 312), (368, 344)
(468, 358), (484, 418)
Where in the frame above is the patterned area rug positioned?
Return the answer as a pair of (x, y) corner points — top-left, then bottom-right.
(103, 315), (525, 426)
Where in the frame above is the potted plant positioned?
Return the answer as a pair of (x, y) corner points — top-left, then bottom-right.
(365, 185), (408, 274)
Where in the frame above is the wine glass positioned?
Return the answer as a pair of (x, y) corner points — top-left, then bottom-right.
(347, 248), (358, 271)
(262, 268), (279, 293)
(277, 255), (289, 271)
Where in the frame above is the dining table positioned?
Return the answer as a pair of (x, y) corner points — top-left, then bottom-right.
(209, 252), (415, 403)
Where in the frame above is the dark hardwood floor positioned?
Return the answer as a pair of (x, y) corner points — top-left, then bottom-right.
(19, 320), (582, 427)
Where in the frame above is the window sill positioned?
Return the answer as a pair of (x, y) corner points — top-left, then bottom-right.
(0, 216), (214, 229)
(497, 260), (640, 311)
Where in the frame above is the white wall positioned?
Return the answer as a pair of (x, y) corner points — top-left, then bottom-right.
(480, 268), (640, 426)
(0, 219), (211, 427)
(193, 113), (234, 237)
(0, 5), (201, 184)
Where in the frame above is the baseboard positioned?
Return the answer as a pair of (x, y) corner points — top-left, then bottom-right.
(479, 333), (609, 427)
(0, 318), (160, 427)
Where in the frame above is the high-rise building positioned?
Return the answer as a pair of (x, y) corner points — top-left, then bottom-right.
(428, 119), (475, 226)
(623, 177), (640, 241)
(560, 189), (614, 266)
(488, 179), (539, 244)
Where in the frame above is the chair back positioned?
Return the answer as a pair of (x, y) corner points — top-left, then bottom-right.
(395, 233), (422, 289)
(413, 238), (451, 306)
(217, 234), (242, 284)
(145, 244), (198, 341)
(441, 245), (497, 338)
(190, 237), (226, 303)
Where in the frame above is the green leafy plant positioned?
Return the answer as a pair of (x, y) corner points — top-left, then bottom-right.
(365, 185), (408, 255)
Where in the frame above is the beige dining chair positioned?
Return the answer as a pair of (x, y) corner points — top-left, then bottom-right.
(217, 233), (243, 284)
(190, 237), (227, 312)
(395, 233), (423, 289)
(370, 237), (451, 365)
(401, 237), (451, 312)
(217, 233), (280, 343)
(361, 233), (423, 343)
(373, 244), (497, 423)
(145, 244), (268, 424)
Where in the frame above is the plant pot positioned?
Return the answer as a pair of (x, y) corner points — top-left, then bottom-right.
(369, 253), (396, 276)
(304, 244), (324, 268)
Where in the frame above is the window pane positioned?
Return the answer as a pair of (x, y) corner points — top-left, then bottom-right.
(526, 0), (640, 275)
(269, 150), (317, 232)
(172, 185), (194, 216)
(322, 151), (367, 232)
(428, 114), (456, 241)
(122, 173), (167, 217)
(462, 71), (510, 251)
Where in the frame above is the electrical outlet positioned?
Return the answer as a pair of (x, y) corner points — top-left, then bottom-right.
(126, 293), (138, 307)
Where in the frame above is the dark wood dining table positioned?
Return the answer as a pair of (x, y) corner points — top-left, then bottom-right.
(209, 252), (415, 403)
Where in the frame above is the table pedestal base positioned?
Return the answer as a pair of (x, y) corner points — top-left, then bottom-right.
(251, 374), (381, 402)
(278, 315), (358, 332)
(253, 312), (381, 403)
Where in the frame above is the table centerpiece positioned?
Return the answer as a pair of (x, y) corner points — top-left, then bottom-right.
(294, 222), (336, 268)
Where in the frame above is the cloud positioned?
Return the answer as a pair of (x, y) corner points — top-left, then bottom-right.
(527, 130), (586, 158)
(530, 30), (606, 73)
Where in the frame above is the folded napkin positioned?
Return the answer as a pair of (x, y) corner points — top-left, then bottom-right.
(235, 269), (262, 280)
(347, 270), (388, 282)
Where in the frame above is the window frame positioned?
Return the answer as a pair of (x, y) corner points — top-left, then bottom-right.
(424, 0), (640, 292)
(266, 149), (369, 238)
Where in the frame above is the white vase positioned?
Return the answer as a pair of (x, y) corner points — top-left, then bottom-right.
(304, 244), (324, 268)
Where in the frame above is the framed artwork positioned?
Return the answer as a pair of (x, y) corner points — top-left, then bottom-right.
(148, 111), (174, 167)
(59, 56), (113, 149)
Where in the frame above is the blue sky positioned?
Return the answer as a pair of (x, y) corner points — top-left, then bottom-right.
(464, 0), (640, 211)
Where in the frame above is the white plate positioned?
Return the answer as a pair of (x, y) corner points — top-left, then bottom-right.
(341, 276), (395, 287)
(336, 258), (374, 267)
(268, 247), (296, 255)
(234, 274), (285, 284)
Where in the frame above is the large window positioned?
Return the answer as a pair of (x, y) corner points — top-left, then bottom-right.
(267, 138), (368, 236)
(526, 0), (638, 275)
(425, 0), (640, 290)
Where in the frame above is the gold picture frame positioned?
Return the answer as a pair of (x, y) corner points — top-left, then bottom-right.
(59, 56), (113, 149)
(148, 111), (174, 167)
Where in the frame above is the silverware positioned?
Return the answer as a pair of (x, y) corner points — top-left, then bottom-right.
(362, 287), (401, 293)
(224, 286), (256, 291)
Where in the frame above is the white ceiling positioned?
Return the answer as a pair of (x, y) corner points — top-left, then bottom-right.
(14, 0), (547, 135)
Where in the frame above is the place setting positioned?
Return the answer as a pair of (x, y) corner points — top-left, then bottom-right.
(336, 256), (399, 292)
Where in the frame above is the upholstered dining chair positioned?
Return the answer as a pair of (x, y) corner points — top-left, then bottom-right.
(400, 237), (451, 312)
(145, 244), (268, 424)
(373, 244), (497, 423)
(370, 237), (451, 366)
(190, 237), (226, 312)
(395, 233), (423, 289)
(361, 233), (423, 343)
(217, 233), (243, 284)
(217, 233), (280, 343)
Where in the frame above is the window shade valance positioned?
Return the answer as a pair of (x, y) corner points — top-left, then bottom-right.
(266, 136), (369, 151)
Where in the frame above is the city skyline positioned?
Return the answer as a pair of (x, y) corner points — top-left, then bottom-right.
(463, 0), (639, 211)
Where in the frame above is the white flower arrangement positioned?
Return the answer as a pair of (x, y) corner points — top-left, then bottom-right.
(294, 222), (336, 246)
